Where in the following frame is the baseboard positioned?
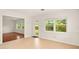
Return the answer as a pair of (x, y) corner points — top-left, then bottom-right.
(40, 37), (79, 46)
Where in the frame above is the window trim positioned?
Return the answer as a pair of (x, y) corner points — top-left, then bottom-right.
(45, 18), (67, 33)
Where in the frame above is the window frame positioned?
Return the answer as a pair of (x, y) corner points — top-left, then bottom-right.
(45, 18), (67, 33)
(45, 19), (55, 32)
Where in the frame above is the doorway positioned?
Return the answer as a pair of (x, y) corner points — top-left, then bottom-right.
(2, 16), (24, 42)
(32, 20), (40, 38)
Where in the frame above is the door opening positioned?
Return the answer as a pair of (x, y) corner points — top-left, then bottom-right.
(32, 20), (39, 38)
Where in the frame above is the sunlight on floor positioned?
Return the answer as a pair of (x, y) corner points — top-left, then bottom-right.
(34, 38), (40, 48)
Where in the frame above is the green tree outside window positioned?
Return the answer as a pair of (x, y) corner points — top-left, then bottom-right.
(16, 23), (24, 30)
(46, 20), (54, 31)
(56, 19), (66, 32)
(34, 21), (39, 36)
(45, 18), (66, 32)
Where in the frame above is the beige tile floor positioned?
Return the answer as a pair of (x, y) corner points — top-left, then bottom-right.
(0, 37), (79, 49)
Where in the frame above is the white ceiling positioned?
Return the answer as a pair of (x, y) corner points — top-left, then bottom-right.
(0, 9), (79, 17)
(1, 9), (79, 13)
(3, 15), (23, 20)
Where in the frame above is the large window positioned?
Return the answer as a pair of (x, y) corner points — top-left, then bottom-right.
(46, 20), (54, 31)
(56, 19), (66, 32)
(46, 18), (66, 32)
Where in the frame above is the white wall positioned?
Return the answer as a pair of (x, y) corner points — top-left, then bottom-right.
(3, 16), (16, 33)
(24, 17), (32, 37)
(0, 15), (2, 44)
(31, 10), (79, 46)
(3, 16), (24, 34)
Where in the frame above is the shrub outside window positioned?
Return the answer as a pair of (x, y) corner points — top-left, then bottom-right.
(16, 23), (24, 30)
(56, 19), (66, 32)
(46, 19), (66, 32)
(46, 20), (54, 31)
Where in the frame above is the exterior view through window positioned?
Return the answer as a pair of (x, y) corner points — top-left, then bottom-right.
(46, 20), (54, 31)
(35, 21), (39, 36)
(56, 19), (66, 32)
(16, 23), (24, 30)
(46, 18), (66, 32)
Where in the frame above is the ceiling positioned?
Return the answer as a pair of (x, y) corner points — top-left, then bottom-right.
(1, 9), (79, 13)
(3, 15), (24, 20)
(0, 9), (79, 17)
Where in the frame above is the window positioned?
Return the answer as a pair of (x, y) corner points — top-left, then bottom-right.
(45, 18), (66, 32)
(56, 19), (66, 32)
(16, 23), (24, 30)
(46, 20), (54, 31)
(35, 25), (39, 35)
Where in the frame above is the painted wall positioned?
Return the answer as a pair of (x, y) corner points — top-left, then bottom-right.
(3, 16), (16, 33)
(0, 15), (2, 44)
(3, 16), (24, 34)
(24, 17), (32, 37)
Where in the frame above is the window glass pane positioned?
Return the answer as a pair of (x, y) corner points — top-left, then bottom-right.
(35, 22), (39, 36)
(46, 20), (54, 31)
(16, 23), (20, 29)
(16, 23), (24, 30)
(56, 19), (66, 32)
(21, 23), (24, 29)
